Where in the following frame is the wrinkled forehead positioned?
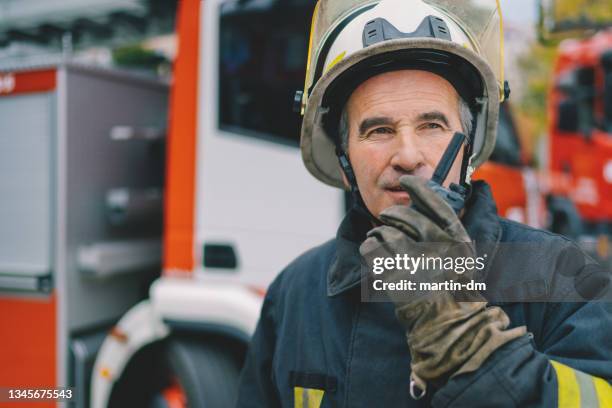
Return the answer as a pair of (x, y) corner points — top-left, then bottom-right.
(346, 69), (461, 120)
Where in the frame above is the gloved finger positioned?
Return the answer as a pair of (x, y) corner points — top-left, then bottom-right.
(359, 224), (409, 258)
(364, 224), (462, 273)
(399, 175), (471, 241)
(379, 205), (451, 243)
(399, 175), (458, 230)
(360, 226), (421, 293)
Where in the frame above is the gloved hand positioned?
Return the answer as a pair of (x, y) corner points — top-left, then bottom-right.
(359, 175), (526, 398)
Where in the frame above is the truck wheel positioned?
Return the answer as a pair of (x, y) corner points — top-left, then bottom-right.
(108, 340), (173, 408)
(167, 334), (245, 408)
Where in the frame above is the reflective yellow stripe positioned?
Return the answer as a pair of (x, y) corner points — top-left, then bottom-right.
(294, 387), (303, 408)
(551, 361), (581, 407)
(294, 387), (324, 408)
(593, 376), (612, 407)
(324, 51), (346, 74)
(551, 360), (612, 408)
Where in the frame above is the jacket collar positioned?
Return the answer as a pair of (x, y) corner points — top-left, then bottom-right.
(327, 180), (503, 297)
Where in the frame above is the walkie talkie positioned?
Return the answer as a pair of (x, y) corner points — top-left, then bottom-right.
(425, 132), (468, 214)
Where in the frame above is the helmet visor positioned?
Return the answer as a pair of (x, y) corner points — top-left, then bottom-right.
(303, 0), (379, 112)
(423, 0), (505, 99)
(302, 0), (505, 111)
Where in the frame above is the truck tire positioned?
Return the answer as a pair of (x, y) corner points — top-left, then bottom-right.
(167, 335), (244, 408)
(108, 340), (172, 408)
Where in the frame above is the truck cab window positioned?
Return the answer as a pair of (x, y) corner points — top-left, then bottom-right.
(490, 104), (522, 167)
(218, 1), (314, 146)
(556, 67), (597, 134)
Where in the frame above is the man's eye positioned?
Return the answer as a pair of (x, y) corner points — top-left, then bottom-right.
(369, 127), (393, 135)
(422, 123), (443, 130)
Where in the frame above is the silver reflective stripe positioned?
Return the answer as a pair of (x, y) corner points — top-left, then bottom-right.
(575, 368), (599, 408)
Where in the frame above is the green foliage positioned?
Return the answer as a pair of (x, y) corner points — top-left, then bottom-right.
(554, 0), (612, 26)
(516, 42), (558, 140)
(112, 44), (167, 70)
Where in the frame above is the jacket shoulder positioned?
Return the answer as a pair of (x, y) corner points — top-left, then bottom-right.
(498, 217), (574, 244)
(494, 218), (602, 302)
(266, 238), (337, 300)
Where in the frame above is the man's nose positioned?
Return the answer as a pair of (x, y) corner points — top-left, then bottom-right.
(389, 130), (425, 173)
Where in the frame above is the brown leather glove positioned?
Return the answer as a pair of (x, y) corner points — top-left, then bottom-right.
(360, 175), (526, 398)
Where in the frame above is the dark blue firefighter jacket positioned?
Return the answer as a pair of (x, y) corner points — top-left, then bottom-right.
(236, 181), (612, 407)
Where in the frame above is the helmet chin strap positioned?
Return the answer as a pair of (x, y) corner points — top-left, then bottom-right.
(459, 120), (476, 200)
(335, 148), (380, 223)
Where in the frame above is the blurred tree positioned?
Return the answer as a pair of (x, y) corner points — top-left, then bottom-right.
(112, 44), (169, 74)
(516, 42), (558, 155)
(554, 0), (612, 28)
(516, 0), (611, 166)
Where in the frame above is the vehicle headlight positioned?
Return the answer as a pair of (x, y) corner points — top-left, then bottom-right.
(605, 160), (612, 184)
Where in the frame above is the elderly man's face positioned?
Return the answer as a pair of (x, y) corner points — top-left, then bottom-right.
(345, 70), (465, 218)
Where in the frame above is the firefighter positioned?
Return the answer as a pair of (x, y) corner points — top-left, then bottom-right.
(236, 0), (612, 406)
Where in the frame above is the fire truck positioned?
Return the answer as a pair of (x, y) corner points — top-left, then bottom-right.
(538, 0), (612, 260)
(0, 0), (577, 407)
(548, 30), (612, 243)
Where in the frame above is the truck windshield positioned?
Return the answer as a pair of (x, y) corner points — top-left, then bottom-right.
(218, 0), (315, 145)
(490, 104), (522, 167)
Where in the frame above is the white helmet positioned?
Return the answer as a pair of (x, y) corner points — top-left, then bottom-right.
(299, 0), (507, 189)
